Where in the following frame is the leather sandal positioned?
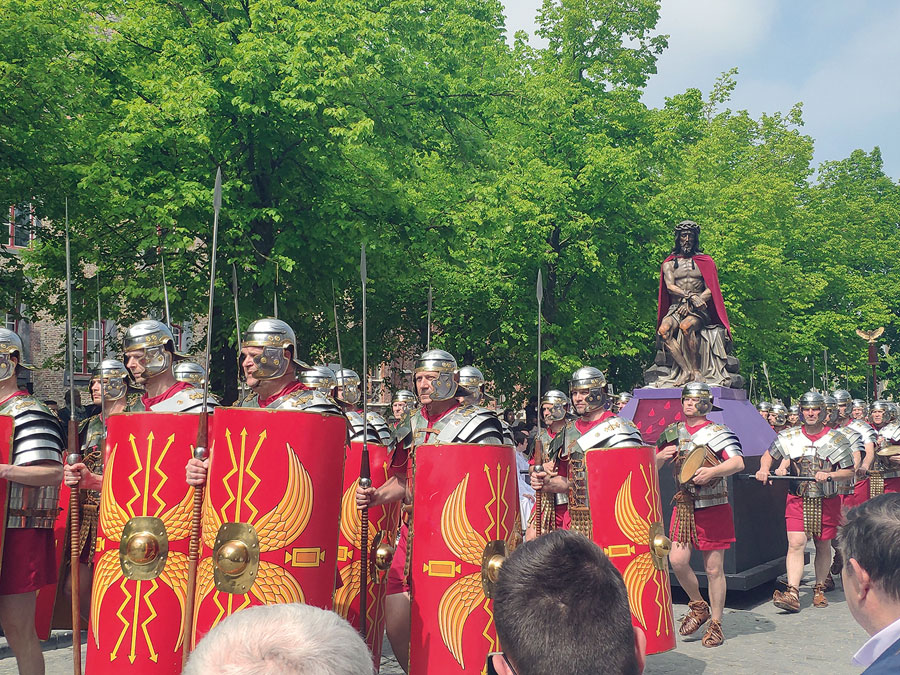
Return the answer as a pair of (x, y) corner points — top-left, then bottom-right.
(773, 584), (800, 613)
(822, 573), (835, 592)
(701, 618), (724, 647)
(679, 599), (710, 636)
(813, 583), (828, 608)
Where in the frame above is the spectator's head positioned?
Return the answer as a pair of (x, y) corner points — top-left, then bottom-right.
(490, 530), (645, 675)
(839, 494), (900, 636)
(183, 603), (374, 675)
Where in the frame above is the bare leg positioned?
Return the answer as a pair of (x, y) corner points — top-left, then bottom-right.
(659, 316), (692, 384)
(0, 592), (44, 675)
(669, 543), (703, 604)
(813, 538), (833, 584)
(680, 316), (704, 381)
(785, 531), (808, 588)
(703, 550), (727, 621)
(385, 591), (411, 673)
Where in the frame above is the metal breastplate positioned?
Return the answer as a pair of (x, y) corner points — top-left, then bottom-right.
(771, 427), (852, 498)
(80, 415), (106, 507)
(2, 395), (64, 529)
(574, 416), (643, 454)
(672, 423), (735, 509)
(413, 405), (504, 446)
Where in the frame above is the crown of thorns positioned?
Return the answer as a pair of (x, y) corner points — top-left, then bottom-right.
(674, 220), (700, 233)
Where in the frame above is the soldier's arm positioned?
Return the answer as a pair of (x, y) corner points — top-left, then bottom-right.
(755, 449), (776, 482)
(861, 441), (875, 474)
(0, 459), (64, 486)
(356, 473), (406, 508)
(64, 462), (103, 491)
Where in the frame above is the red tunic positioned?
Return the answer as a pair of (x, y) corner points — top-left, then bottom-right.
(257, 381), (308, 408)
(141, 380), (191, 409)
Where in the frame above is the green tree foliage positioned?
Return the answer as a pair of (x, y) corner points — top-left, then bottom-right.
(2, 0), (899, 405)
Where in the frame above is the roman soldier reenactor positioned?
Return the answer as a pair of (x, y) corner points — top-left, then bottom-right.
(870, 401), (900, 497)
(656, 382), (744, 647)
(123, 319), (216, 412)
(0, 328), (64, 675)
(787, 404), (800, 427)
(850, 398), (868, 421)
(613, 391), (633, 413)
(529, 366), (643, 533)
(756, 391), (853, 612)
(62, 359), (129, 622)
(757, 400), (772, 422)
(389, 389), (417, 428)
(335, 368), (391, 444)
(526, 389), (570, 539)
(355, 349), (504, 672)
(769, 402), (789, 433)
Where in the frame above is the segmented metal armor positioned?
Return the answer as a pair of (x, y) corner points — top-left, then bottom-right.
(0, 395), (64, 529)
(393, 404), (505, 448)
(77, 414), (105, 560)
(346, 410), (392, 445)
(768, 427), (853, 536)
(873, 422), (900, 495)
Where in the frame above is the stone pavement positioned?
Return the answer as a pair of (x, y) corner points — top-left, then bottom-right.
(0, 567), (868, 674)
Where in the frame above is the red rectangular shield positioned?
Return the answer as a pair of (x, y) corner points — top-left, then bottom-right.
(584, 445), (675, 654)
(334, 441), (401, 669)
(192, 407), (347, 646)
(409, 443), (519, 675)
(86, 412), (200, 675)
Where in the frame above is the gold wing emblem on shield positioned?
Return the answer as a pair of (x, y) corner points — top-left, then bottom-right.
(334, 480), (363, 616)
(201, 489), (223, 549)
(615, 472), (655, 631)
(99, 451), (129, 541)
(91, 550), (122, 648)
(250, 561), (305, 605)
(161, 488), (194, 541)
(159, 551), (189, 649)
(437, 474), (489, 669)
(254, 444), (313, 552)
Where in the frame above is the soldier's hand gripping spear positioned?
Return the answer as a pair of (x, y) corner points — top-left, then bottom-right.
(182, 167), (222, 665)
(358, 243), (371, 641)
(64, 200), (83, 675)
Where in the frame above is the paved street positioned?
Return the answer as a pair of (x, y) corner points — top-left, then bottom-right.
(1, 564), (868, 674)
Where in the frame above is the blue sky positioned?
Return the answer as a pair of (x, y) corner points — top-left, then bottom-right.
(502, 0), (900, 180)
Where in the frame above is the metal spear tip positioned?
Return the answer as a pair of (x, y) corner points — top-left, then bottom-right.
(193, 446), (209, 461)
(67, 452), (82, 466)
(214, 167), (222, 211)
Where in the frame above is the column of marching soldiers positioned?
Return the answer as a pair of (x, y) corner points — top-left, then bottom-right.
(1, 318), (897, 674)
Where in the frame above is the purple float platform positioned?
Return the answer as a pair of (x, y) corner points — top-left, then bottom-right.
(619, 387), (788, 591)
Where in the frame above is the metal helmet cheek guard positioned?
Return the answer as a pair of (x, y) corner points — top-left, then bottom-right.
(415, 349), (459, 402)
(681, 381), (713, 415)
(91, 359), (130, 401)
(569, 366), (606, 413)
(541, 389), (569, 421)
(823, 395), (839, 426)
(335, 369), (362, 405)
(0, 328), (34, 382)
(174, 361), (206, 386)
(123, 320), (182, 378)
(799, 391), (827, 425)
(770, 402), (788, 426)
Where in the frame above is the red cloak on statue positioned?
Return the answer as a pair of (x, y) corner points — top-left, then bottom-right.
(656, 254), (731, 339)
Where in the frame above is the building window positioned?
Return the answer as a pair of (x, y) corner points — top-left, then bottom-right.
(74, 321), (104, 375)
(4, 314), (16, 332)
(9, 204), (38, 248)
(171, 324), (183, 352)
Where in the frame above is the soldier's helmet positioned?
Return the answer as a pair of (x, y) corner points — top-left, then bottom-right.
(757, 401), (773, 413)
(91, 358), (130, 400)
(123, 320), (184, 377)
(174, 361), (206, 386)
(798, 391), (827, 425)
(540, 389), (569, 422)
(682, 382), (714, 415)
(771, 402), (788, 426)
(458, 365), (486, 405)
(414, 349), (460, 402)
(871, 400), (893, 424)
(334, 368), (362, 405)
(300, 365), (337, 393)
(241, 318), (308, 381)
(0, 328), (33, 382)
(832, 390), (852, 407)
(569, 366), (606, 413)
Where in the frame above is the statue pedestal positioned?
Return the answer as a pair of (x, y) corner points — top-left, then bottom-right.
(619, 387), (788, 591)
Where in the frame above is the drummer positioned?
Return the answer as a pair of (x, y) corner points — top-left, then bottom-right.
(656, 383), (744, 647)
